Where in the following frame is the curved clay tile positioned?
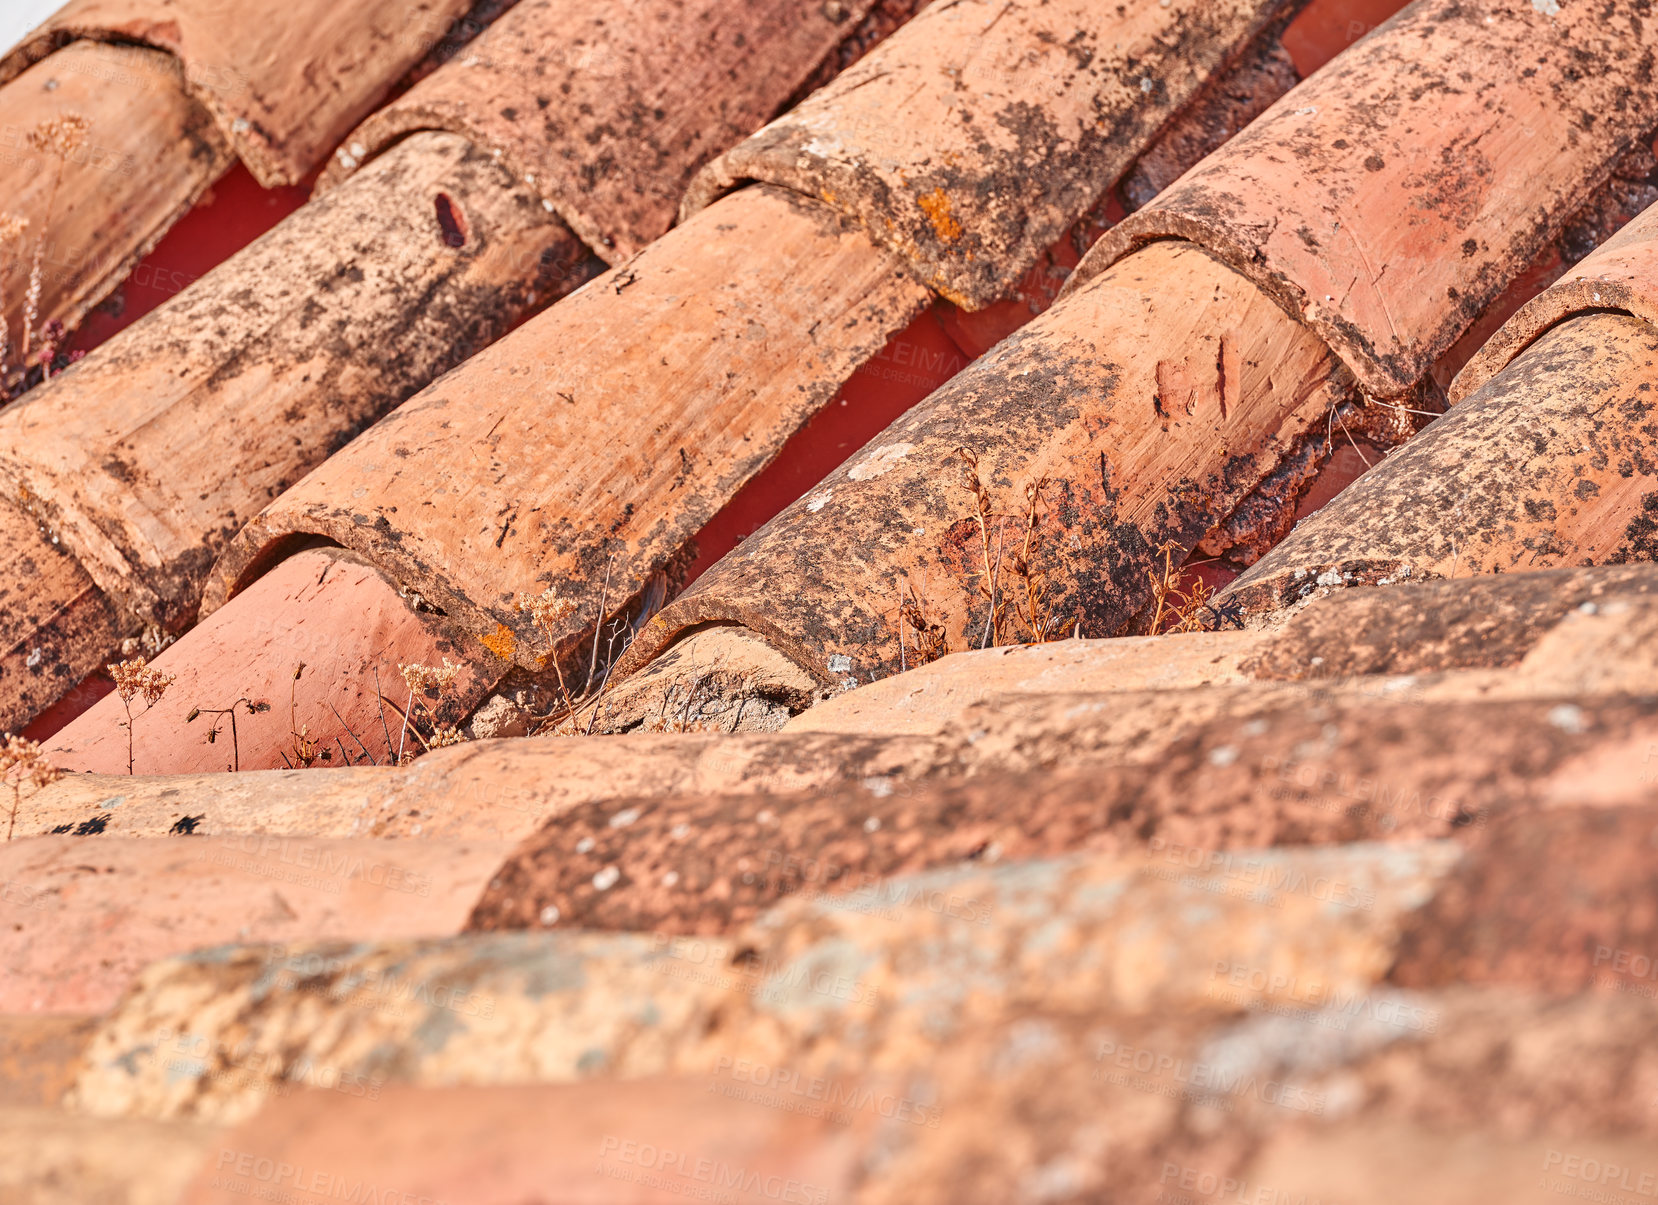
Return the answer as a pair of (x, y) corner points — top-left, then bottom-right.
(0, 41), (230, 376)
(317, 0), (926, 262)
(1219, 311), (1658, 614)
(43, 548), (489, 777)
(133, 0), (1307, 737)
(0, 833), (513, 1013)
(205, 184), (933, 675)
(1454, 195), (1658, 401)
(0, 0), (479, 187)
(621, 0), (1658, 702)
(680, 0), (1301, 309)
(0, 130), (581, 730)
(1066, 0), (1658, 399)
(622, 239), (1349, 685)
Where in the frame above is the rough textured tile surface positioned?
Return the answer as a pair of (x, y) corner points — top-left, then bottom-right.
(318, 0), (918, 261)
(1223, 314), (1658, 614)
(0, 0), (477, 185)
(623, 240), (1347, 691)
(684, 0), (1301, 307)
(205, 185), (929, 681)
(1070, 0), (1658, 397)
(69, 842), (1458, 1121)
(0, 40), (229, 352)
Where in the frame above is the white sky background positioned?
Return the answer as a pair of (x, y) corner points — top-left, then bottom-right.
(1, 0), (70, 55)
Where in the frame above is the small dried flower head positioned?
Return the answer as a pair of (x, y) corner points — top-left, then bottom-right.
(0, 213), (28, 245)
(516, 587), (577, 633)
(1, 733), (62, 792)
(27, 114), (90, 159)
(398, 657), (461, 696)
(107, 657), (175, 707)
(428, 725), (468, 749)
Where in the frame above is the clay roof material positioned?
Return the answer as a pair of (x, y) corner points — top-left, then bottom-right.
(317, 0), (930, 262)
(0, 0), (478, 187)
(682, 0), (1302, 308)
(1066, 0), (1658, 399)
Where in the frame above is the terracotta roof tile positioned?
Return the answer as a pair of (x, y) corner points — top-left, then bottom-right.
(681, 0), (1301, 308)
(66, 840), (1459, 1121)
(1456, 178), (1658, 401)
(20, 561), (1658, 832)
(205, 184), (931, 679)
(317, 0), (928, 262)
(0, 0), (478, 187)
(0, 832), (513, 1012)
(621, 238), (1348, 690)
(105, 0), (1312, 751)
(44, 548), (487, 775)
(0, 40), (230, 380)
(1221, 310), (1658, 615)
(1068, 0), (1658, 398)
(0, 0), (927, 735)
(618, 0), (1658, 717)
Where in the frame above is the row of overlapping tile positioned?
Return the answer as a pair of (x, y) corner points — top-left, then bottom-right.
(16, 0), (1658, 770)
(5, 0), (1658, 1199)
(5, 557), (1658, 1199)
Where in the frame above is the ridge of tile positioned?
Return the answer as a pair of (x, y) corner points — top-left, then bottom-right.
(315, 0), (921, 263)
(680, 0), (1303, 309)
(1065, 0), (1658, 398)
(1221, 310), (1658, 615)
(1454, 193), (1658, 401)
(0, 0), (478, 186)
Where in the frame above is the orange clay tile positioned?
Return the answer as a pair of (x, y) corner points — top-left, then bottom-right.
(44, 547), (489, 776)
(204, 184), (932, 676)
(0, 832), (513, 1013)
(1454, 188), (1658, 402)
(1390, 804), (1658, 994)
(1220, 311), (1658, 615)
(317, 0), (924, 262)
(1067, 0), (1658, 399)
(622, 239), (1348, 685)
(0, 131), (580, 731)
(0, 0), (478, 187)
(32, 561), (1650, 836)
(0, 493), (123, 734)
(178, 1080), (862, 1205)
(0, 40), (230, 368)
(681, 0), (1301, 309)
